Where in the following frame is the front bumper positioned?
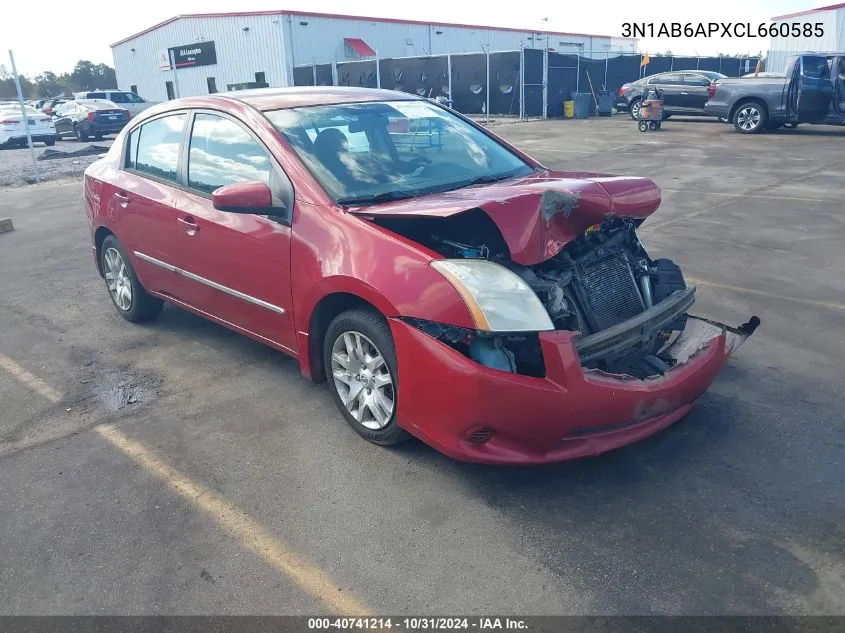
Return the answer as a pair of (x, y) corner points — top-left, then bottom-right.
(391, 312), (756, 464)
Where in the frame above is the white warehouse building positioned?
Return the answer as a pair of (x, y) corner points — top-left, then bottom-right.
(768, 2), (845, 73)
(111, 10), (637, 102)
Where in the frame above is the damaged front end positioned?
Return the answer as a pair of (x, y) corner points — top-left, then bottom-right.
(359, 179), (758, 381)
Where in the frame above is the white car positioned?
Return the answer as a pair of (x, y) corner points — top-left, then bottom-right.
(0, 105), (57, 148)
(74, 90), (156, 117)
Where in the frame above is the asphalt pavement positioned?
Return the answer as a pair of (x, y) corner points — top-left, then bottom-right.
(1, 117), (843, 615)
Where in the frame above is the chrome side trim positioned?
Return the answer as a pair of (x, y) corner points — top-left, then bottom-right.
(133, 251), (177, 272)
(133, 250), (286, 316)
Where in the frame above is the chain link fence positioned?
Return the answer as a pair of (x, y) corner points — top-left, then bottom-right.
(293, 50), (762, 118)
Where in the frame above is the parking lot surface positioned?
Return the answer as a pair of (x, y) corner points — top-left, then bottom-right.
(0, 139), (114, 187)
(1, 116), (844, 615)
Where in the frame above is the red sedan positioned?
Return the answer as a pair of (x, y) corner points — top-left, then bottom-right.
(83, 87), (758, 464)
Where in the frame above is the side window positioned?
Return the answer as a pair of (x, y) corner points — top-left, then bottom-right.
(126, 127), (140, 169)
(133, 114), (187, 182)
(652, 73), (685, 85)
(89, 92), (107, 100)
(111, 93), (128, 103)
(187, 113), (272, 194)
(684, 74), (712, 87)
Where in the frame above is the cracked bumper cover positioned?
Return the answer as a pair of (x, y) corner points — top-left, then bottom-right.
(390, 300), (758, 465)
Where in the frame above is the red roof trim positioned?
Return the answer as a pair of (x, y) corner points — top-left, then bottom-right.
(111, 9), (635, 47)
(772, 2), (845, 20)
(344, 38), (377, 57)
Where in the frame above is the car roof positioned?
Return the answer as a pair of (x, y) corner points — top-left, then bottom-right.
(77, 99), (120, 109)
(207, 86), (422, 111)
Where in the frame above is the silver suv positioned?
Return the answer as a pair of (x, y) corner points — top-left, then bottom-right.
(74, 90), (157, 117)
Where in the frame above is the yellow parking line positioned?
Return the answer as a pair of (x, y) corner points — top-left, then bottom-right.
(688, 277), (845, 311)
(95, 424), (371, 616)
(0, 353), (62, 403)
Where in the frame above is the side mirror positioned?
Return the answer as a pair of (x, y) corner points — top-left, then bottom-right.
(212, 181), (284, 215)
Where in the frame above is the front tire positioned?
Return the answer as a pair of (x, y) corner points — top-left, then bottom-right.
(733, 102), (767, 134)
(100, 235), (163, 322)
(323, 308), (409, 446)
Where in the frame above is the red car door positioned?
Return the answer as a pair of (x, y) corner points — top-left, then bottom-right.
(110, 112), (189, 297)
(174, 111), (297, 353)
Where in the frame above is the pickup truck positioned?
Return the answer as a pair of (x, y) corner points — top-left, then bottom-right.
(705, 53), (845, 133)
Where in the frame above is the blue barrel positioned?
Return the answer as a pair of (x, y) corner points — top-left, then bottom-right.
(597, 90), (613, 116)
(572, 93), (591, 119)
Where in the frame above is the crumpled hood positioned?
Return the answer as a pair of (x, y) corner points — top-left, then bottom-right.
(349, 170), (662, 265)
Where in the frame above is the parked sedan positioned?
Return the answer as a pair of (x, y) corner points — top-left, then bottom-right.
(617, 70), (728, 119)
(83, 87), (758, 464)
(53, 99), (130, 141)
(0, 106), (56, 147)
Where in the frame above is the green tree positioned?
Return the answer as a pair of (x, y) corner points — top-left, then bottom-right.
(34, 71), (62, 97)
(70, 60), (96, 90)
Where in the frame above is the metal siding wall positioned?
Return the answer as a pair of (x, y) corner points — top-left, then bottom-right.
(113, 12), (633, 99)
(768, 8), (843, 73)
(285, 15), (432, 63)
(111, 15), (288, 102)
(283, 14), (624, 63)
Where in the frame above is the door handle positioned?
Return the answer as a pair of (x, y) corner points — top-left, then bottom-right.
(680, 91), (689, 95)
(114, 191), (130, 207)
(178, 216), (199, 236)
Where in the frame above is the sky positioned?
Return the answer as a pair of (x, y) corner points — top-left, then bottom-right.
(1, 0), (819, 76)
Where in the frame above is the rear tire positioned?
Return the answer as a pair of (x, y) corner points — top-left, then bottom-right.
(94, 133), (103, 141)
(323, 308), (409, 446)
(45, 137), (56, 146)
(733, 102), (767, 134)
(74, 123), (89, 142)
(100, 235), (163, 323)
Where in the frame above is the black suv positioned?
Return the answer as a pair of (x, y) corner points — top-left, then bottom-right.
(616, 71), (727, 119)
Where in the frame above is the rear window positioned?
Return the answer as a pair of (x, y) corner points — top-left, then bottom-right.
(130, 114), (187, 183)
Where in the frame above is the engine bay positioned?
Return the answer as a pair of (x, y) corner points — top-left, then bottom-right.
(375, 212), (715, 380)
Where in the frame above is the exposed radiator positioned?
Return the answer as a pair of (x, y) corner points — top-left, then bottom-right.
(580, 254), (645, 331)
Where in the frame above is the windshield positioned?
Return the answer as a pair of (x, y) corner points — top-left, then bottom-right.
(264, 100), (534, 204)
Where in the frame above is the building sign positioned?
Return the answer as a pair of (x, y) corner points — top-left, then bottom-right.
(158, 50), (171, 70)
(160, 41), (217, 70)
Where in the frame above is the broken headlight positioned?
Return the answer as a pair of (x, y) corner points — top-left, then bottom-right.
(431, 259), (554, 333)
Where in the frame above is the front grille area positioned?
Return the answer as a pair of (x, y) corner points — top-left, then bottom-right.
(580, 254), (645, 331)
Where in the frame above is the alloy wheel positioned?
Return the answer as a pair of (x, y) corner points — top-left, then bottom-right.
(737, 106), (761, 131)
(330, 330), (395, 430)
(104, 247), (133, 311)
(630, 100), (641, 120)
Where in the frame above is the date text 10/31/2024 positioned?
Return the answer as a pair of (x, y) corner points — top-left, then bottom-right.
(622, 22), (824, 38)
(308, 618), (528, 630)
